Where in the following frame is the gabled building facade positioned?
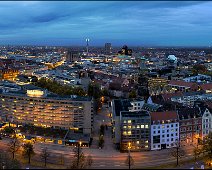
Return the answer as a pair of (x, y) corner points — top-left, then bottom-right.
(177, 107), (202, 145)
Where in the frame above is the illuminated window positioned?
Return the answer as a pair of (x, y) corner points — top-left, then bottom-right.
(141, 125), (144, 128)
(124, 120), (127, 123)
(161, 125), (165, 128)
(128, 131), (131, 135)
(128, 120), (131, 123)
(136, 141), (140, 144)
(145, 125), (149, 128)
(137, 125), (140, 128)
(123, 131), (127, 135)
(123, 126), (127, 129)
(2, 99), (5, 101)
(128, 126), (131, 129)
(145, 140), (148, 143)
(145, 145), (148, 148)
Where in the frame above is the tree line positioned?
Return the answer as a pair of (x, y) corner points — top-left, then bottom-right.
(33, 77), (86, 96)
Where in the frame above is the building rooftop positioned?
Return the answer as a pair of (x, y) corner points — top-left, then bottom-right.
(169, 80), (198, 88)
(150, 111), (178, 122)
(113, 99), (132, 117)
(142, 103), (163, 112)
(0, 89), (92, 101)
(177, 107), (201, 120)
(120, 110), (150, 118)
(200, 83), (212, 91)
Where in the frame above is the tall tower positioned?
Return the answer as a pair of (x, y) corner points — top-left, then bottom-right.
(105, 43), (112, 55)
(86, 38), (89, 55)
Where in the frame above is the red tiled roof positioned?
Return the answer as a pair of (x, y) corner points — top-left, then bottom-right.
(150, 111), (178, 121)
(168, 80), (198, 89)
(162, 92), (183, 101)
(200, 83), (212, 91)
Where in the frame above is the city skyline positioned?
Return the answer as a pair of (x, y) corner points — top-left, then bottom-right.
(0, 1), (212, 46)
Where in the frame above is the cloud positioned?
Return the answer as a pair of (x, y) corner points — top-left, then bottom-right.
(0, 1), (211, 46)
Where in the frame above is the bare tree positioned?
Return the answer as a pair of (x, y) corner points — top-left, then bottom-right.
(40, 147), (50, 167)
(69, 147), (93, 169)
(8, 135), (20, 159)
(22, 142), (35, 164)
(170, 141), (186, 166)
(70, 147), (86, 169)
(86, 155), (93, 168)
(125, 154), (134, 169)
(0, 152), (21, 169)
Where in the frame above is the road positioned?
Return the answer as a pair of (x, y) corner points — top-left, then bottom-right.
(0, 104), (203, 169)
(0, 133), (201, 169)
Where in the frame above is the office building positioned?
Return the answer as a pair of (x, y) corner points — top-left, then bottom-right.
(0, 85), (93, 135)
(105, 43), (112, 55)
(111, 99), (151, 151)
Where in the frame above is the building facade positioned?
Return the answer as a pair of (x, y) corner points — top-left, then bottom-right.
(120, 111), (151, 151)
(0, 88), (93, 135)
(201, 107), (212, 138)
(150, 111), (179, 150)
(105, 43), (112, 55)
(168, 80), (199, 92)
(65, 51), (80, 63)
(0, 69), (19, 81)
(177, 107), (202, 145)
(171, 92), (212, 107)
(111, 99), (151, 151)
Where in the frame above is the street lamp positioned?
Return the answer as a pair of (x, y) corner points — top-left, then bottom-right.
(128, 142), (131, 169)
(195, 134), (200, 148)
(77, 140), (82, 167)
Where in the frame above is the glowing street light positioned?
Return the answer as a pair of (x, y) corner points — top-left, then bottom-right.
(128, 142), (132, 169)
(77, 140), (82, 167)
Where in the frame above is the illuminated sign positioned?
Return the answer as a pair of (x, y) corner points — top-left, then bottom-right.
(27, 90), (44, 97)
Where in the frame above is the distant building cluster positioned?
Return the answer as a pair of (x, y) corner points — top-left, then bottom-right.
(0, 44), (211, 151)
